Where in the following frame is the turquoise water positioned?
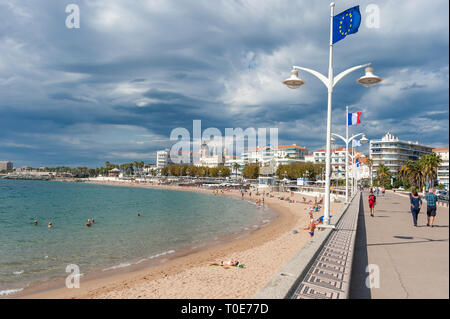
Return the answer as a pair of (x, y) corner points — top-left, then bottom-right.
(0, 180), (274, 294)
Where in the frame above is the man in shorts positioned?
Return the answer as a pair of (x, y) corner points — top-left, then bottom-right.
(425, 188), (438, 227)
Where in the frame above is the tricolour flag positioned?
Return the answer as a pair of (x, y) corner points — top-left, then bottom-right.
(348, 112), (362, 126)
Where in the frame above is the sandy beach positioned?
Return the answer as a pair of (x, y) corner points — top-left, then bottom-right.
(15, 181), (342, 299)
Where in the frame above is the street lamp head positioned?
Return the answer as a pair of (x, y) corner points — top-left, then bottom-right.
(360, 134), (369, 144)
(330, 136), (336, 143)
(357, 67), (382, 88)
(282, 68), (305, 89)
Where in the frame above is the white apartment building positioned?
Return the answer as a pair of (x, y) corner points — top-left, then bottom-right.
(305, 147), (358, 180)
(240, 144), (309, 175)
(156, 149), (172, 169)
(433, 147), (449, 189)
(370, 132), (433, 178)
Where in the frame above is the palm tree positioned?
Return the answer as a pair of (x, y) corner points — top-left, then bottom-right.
(376, 163), (391, 187)
(419, 153), (442, 188)
(105, 161), (110, 168)
(405, 160), (422, 189)
(139, 161), (145, 175)
(133, 161), (139, 176)
(232, 163), (240, 178)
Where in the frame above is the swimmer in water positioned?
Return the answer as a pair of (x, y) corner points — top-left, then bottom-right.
(48, 222), (53, 228)
(137, 213), (141, 217)
(86, 219), (92, 227)
(33, 220), (38, 226)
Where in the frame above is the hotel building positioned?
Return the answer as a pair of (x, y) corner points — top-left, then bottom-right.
(370, 132), (433, 178)
(0, 161), (13, 171)
(156, 149), (173, 169)
(305, 147), (362, 180)
(433, 147), (449, 189)
(240, 144), (309, 175)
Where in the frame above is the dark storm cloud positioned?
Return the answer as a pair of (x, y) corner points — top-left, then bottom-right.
(0, 0), (448, 167)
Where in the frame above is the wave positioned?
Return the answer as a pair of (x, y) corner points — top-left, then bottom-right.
(103, 250), (176, 269)
(0, 288), (23, 296)
(13, 270), (24, 275)
(102, 263), (131, 271)
(135, 250), (176, 264)
(148, 250), (175, 259)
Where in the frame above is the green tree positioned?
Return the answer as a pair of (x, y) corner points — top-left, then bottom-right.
(418, 152), (442, 187)
(242, 164), (260, 179)
(376, 163), (391, 187)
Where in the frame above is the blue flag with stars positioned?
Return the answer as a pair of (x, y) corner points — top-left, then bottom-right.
(333, 6), (361, 44)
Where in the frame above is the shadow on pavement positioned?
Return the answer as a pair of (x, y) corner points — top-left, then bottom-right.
(349, 193), (371, 299)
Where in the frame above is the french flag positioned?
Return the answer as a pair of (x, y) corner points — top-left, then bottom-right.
(348, 112), (362, 126)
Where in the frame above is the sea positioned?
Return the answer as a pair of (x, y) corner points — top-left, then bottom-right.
(0, 179), (276, 295)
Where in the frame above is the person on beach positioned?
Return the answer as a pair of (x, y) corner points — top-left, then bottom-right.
(210, 260), (239, 266)
(425, 188), (438, 227)
(409, 190), (422, 227)
(368, 190), (376, 217)
(381, 187), (385, 196)
(304, 218), (317, 237)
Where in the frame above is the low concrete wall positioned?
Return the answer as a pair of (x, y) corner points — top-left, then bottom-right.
(253, 193), (359, 299)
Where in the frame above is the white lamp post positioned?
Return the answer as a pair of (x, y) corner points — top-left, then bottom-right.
(331, 131), (368, 203)
(282, 2), (381, 227)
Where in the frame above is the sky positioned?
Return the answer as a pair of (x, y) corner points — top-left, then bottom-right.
(0, 0), (448, 168)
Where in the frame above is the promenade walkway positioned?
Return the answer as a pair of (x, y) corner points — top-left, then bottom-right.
(350, 191), (449, 299)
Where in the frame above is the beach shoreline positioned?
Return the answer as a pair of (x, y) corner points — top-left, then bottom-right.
(9, 181), (342, 299)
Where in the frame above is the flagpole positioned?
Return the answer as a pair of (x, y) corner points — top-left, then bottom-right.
(345, 106), (349, 203)
(322, 2), (335, 227)
(352, 146), (355, 195)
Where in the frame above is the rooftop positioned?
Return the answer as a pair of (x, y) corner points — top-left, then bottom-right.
(433, 147), (449, 152)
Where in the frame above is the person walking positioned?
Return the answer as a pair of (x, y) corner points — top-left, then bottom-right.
(425, 188), (438, 227)
(409, 190), (422, 227)
(368, 190), (376, 217)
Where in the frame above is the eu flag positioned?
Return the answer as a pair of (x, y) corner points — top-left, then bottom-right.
(332, 6), (361, 44)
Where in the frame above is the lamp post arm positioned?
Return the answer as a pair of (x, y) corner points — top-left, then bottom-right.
(333, 63), (371, 88)
(348, 133), (364, 144)
(331, 132), (346, 144)
(293, 66), (330, 88)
